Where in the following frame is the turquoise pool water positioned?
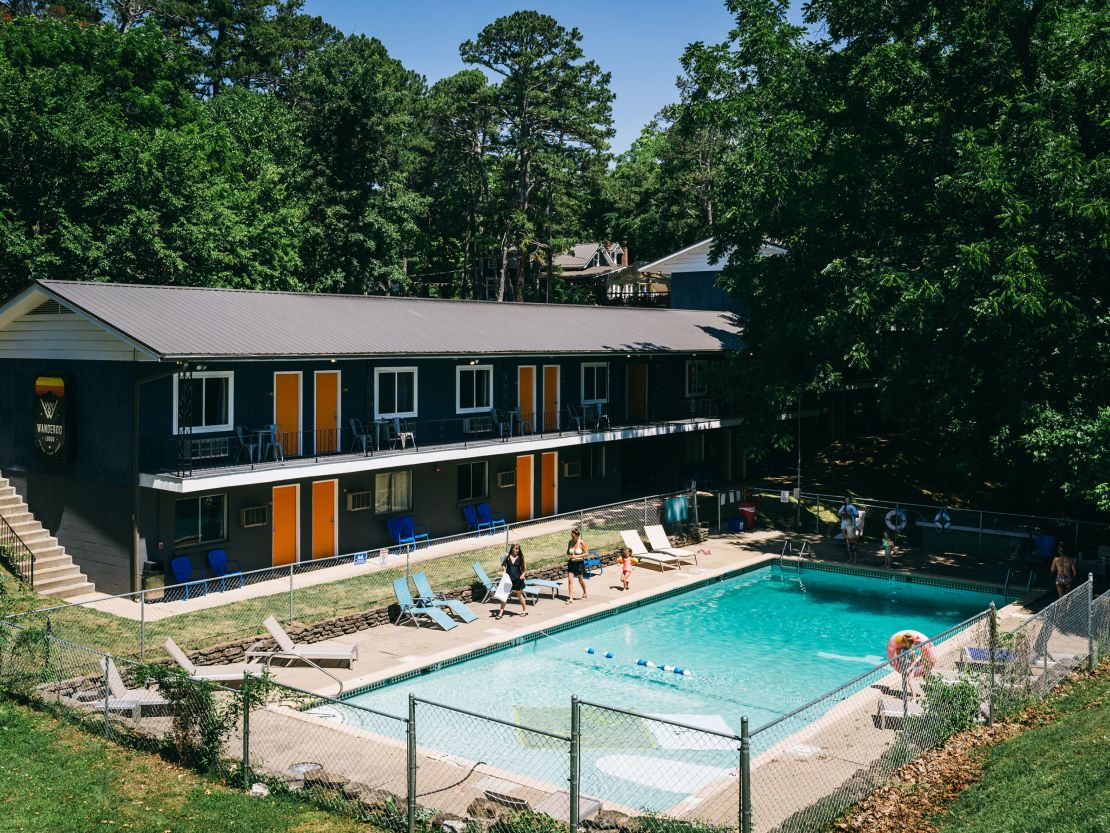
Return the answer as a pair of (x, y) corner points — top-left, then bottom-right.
(335, 566), (1007, 812)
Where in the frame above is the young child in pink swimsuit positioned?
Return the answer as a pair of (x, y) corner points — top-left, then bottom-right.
(620, 547), (634, 591)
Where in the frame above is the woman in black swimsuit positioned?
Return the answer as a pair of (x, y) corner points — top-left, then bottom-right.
(565, 527), (588, 604)
(496, 543), (529, 619)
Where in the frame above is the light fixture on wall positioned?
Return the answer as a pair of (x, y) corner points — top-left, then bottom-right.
(468, 359), (479, 365)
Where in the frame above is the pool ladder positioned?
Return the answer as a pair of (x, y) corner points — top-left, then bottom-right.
(777, 542), (809, 592)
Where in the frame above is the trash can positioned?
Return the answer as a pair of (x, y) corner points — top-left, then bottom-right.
(727, 517), (745, 533)
(738, 502), (757, 530)
(141, 560), (165, 602)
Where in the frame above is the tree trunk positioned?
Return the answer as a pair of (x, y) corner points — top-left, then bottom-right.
(496, 241), (508, 302)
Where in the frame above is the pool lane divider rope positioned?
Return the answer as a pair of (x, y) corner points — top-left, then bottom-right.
(586, 646), (693, 676)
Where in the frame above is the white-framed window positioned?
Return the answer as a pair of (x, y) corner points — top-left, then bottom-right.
(581, 363), (609, 404)
(174, 494), (226, 546)
(456, 365), (493, 414)
(685, 360), (709, 397)
(457, 461), (488, 501)
(172, 372), (233, 434)
(374, 367), (418, 419)
(375, 470), (412, 514)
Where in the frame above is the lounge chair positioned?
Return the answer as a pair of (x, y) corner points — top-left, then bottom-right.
(83, 656), (169, 725)
(875, 698), (925, 729)
(165, 638), (264, 683)
(619, 530), (684, 571)
(643, 525), (699, 565)
(473, 562), (542, 603)
(959, 647), (1020, 670)
(392, 578), (457, 630)
(411, 573), (478, 623)
(245, 616), (358, 667)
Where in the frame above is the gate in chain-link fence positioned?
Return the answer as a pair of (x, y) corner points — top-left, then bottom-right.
(411, 695), (575, 832)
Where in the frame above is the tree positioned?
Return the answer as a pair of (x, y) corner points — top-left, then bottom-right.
(0, 17), (303, 294)
(461, 11), (613, 302)
(681, 0), (1109, 513)
(291, 33), (425, 295)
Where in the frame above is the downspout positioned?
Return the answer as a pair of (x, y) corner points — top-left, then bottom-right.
(131, 362), (183, 594)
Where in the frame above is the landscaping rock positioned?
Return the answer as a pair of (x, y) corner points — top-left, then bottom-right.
(467, 798), (503, 819)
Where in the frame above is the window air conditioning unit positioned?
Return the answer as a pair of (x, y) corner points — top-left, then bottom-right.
(496, 470), (516, 488)
(346, 490), (373, 512)
(563, 461), (581, 478)
(240, 506), (268, 529)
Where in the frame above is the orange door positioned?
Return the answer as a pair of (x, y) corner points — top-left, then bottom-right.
(271, 484), (299, 566)
(515, 455), (534, 521)
(628, 364), (648, 421)
(540, 451), (558, 516)
(274, 372), (301, 456)
(314, 370), (339, 453)
(311, 479), (337, 560)
(542, 365), (560, 431)
(517, 366), (536, 434)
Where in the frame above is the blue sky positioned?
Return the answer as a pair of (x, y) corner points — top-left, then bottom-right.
(302, 1), (745, 154)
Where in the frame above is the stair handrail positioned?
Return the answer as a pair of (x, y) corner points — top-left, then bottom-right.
(0, 512), (35, 588)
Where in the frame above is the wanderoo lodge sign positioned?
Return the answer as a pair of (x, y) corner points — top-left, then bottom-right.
(34, 375), (70, 461)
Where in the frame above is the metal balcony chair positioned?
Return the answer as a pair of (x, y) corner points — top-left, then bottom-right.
(566, 404), (584, 433)
(264, 423), (285, 461)
(235, 426), (260, 463)
(349, 418), (373, 454)
(588, 403), (611, 431)
(387, 417), (416, 450)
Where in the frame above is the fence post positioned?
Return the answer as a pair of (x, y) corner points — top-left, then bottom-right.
(691, 482), (699, 533)
(740, 716), (752, 833)
(978, 511), (984, 555)
(815, 497), (821, 533)
(407, 694), (417, 833)
(139, 590), (146, 662)
(288, 563), (294, 622)
(987, 602), (998, 725)
(241, 675), (251, 789)
(102, 660), (112, 737)
(569, 695), (580, 833)
(643, 497), (648, 527)
(717, 492), (722, 534)
(1088, 574), (1097, 671)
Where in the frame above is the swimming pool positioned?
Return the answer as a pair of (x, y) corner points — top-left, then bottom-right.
(334, 565), (1009, 812)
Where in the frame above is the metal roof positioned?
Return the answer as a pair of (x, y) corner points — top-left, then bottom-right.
(26, 280), (742, 360)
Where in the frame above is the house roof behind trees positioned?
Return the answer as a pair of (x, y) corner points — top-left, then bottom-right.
(0, 280), (742, 360)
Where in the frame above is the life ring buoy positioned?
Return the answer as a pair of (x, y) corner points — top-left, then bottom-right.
(934, 509), (952, 530)
(886, 630), (935, 677)
(885, 509), (907, 532)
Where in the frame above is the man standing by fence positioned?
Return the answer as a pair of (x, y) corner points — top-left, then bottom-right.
(838, 495), (860, 562)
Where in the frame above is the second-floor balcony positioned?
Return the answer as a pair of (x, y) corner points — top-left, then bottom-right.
(140, 399), (729, 481)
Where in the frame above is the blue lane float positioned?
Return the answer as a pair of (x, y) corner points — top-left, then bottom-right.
(586, 648), (691, 675)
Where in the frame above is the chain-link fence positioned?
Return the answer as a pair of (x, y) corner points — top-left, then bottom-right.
(2, 581), (1108, 833)
(3, 489), (697, 665)
(746, 579), (1109, 833)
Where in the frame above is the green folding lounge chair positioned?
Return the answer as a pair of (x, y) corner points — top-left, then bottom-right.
(392, 578), (457, 630)
(411, 572), (478, 623)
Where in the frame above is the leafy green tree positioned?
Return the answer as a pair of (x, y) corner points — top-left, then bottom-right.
(0, 17), (303, 293)
(291, 33), (425, 294)
(461, 11), (613, 302)
(681, 0), (1109, 513)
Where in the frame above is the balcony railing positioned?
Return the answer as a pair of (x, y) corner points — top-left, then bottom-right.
(141, 399), (723, 478)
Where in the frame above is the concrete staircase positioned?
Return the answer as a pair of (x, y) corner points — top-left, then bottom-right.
(0, 475), (95, 599)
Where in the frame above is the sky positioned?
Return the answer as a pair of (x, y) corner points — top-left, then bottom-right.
(302, 1), (743, 155)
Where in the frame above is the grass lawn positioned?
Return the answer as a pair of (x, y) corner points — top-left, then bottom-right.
(3, 520), (633, 661)
(934, 666), (1110, 833)
(0, 698), (363, 833)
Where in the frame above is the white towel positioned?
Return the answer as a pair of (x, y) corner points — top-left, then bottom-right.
(493, 572), (512, 603)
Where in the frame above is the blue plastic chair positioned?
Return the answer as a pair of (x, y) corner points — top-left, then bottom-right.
(1032, 534), (1056, 561)
(386, 517), (410, 547)
(401, 516), (430, 545)
(476, 502), (506, 531)
(206, 549), (243, 592)
(169, 555), (208, 601)
(462, 504), (490, 534)
(583, 548), (603, 578)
